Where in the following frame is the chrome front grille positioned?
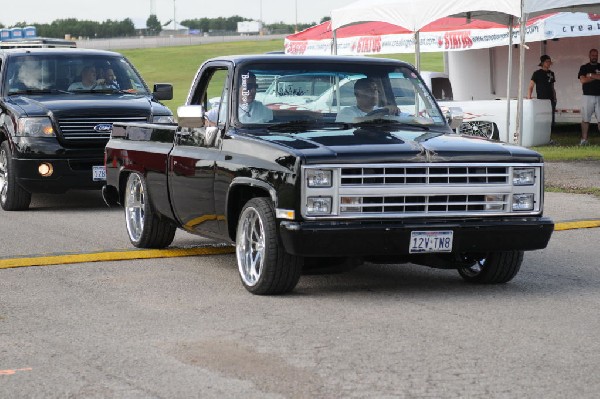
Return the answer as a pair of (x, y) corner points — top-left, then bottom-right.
(341, 166), (509, 186)
(302, 163), (544, 219)
(58, 116), (148, 141)
(339, 194), (508, 214)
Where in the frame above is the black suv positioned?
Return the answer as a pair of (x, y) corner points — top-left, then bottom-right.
(0, 47), (173, 210)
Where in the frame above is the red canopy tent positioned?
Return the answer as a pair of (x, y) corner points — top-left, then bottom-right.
(285, 17), (506, 54)
(285, 14), (561, 55)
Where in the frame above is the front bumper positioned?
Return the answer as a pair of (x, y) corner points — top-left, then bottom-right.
(11, 137), (106, 193)
(13, 157), (105, 193)
(279, 217), (554, 257)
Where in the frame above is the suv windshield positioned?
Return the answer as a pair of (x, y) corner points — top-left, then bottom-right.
(234, 62), (445, 128)
(4, 53), (149, 95)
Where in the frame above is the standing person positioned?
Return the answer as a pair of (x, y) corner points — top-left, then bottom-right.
(527, 55), (557, 128)
(577, 48), (600, 146)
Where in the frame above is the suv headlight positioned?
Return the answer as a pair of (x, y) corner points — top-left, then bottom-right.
(16, 117), (56, 137)
(152, 115), (175, 124)
(513, 168), (535, 186)
(306, 169), (332, 187)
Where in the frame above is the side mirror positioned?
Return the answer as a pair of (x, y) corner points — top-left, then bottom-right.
(445, 106), (464, 130)
(177, 105), (205, 129)
(153, 83), (173, 101)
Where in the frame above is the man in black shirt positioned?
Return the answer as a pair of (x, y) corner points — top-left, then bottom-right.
(527, 54), (556, 128)
(578, 48), (600, 145)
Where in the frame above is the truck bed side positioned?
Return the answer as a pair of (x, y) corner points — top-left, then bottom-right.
(104, 123), (178, 221)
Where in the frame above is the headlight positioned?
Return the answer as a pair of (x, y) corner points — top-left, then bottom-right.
(306, 197), (332, 215)
(152, 115), (175, 124)
(512, 194), (534, 211)
(16, 117), (55, 137)
(513, 168), (535, 186)
(306, 169), (332, 187)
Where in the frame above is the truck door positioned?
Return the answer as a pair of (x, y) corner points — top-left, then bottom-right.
(168, 64), (230, 238)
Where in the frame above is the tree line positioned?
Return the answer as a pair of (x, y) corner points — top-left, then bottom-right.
(3, 19), (136, 38)
(0, 15), (330, 39)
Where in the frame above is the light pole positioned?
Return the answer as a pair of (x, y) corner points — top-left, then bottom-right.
(295, 0), (298, 33)
(173, 0), (176, 31)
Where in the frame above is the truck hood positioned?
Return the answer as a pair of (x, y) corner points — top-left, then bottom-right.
(6, 93), (159, 118)
(247, 126), (542, 163)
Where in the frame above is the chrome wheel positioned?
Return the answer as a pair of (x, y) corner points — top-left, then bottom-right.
(460, 121), (496, 139)
(125, 173), (145, 243)
(0, 141), (31, 211)
(235, 198), (302, 295)
(458, 258), (485, 278)
(0, 146), (7, 205)
(458, 251), (523, 284)
(237, 205), (266, 287)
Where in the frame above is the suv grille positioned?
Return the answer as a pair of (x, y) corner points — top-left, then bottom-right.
(58, 116), (148, 141)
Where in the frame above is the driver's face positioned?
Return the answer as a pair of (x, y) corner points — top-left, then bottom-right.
(239, 77), (258, 104)
(355, 86), (378, 110)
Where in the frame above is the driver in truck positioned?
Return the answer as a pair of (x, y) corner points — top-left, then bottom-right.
(335, 77), (399, 123)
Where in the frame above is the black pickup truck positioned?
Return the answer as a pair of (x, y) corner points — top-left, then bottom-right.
(103, 55), (554, 295)
(0, 47), (173, 211)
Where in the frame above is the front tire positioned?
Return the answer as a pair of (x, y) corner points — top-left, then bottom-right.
(457, 251), (523, 284)
(0, 141), (31, 211)
(236, 197), (302, 295)
(124, 172), (176, 248)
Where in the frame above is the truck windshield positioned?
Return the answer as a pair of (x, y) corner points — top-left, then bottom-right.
(233, 62), (445, 127)
(4, 54), (149, 95)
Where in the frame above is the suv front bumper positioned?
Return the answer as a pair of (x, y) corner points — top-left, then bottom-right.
(13, 157), (105, 193)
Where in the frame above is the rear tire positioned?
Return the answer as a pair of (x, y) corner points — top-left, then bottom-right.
(0, 141), (31, 211)
(236, 197), (302, 295)
(124, 172), (176, 248)
(457, 251), (523, 284)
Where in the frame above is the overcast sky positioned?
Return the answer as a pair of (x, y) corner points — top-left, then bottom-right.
(1, 0), (350, 27)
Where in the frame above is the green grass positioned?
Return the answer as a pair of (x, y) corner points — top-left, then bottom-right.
(121, 40), (445, 113)
(122, 39), (598, 161)
(531, 124), (600, 161)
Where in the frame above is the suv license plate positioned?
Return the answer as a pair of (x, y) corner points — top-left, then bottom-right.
(93, 165), (106, 181)
(409, 231), (453, 254)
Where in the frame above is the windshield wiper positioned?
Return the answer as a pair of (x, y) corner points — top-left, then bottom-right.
(267, 119), (321, 132)
(8, 88), (69, 95)
(353, 119), (430, 131)
(69, 88), (127, 94)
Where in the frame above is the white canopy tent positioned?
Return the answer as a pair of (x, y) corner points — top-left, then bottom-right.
(331, 0), (600, 145)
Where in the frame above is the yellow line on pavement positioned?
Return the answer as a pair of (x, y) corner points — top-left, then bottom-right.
(0, 246), (235, 270)
(1, 220), (598, 270)
(554, 220), (600, 231)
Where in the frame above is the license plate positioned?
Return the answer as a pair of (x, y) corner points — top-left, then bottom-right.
(409, 231), (453, 254)
(93, 165), (106, 181)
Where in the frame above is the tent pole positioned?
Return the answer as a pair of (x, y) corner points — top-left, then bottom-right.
(506, 16), (514, 141)
(516, 14), (526, 146)
(332, 29), (337, 55)
(414, 31), (420, 72)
